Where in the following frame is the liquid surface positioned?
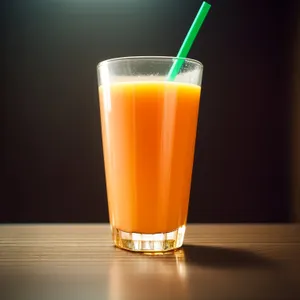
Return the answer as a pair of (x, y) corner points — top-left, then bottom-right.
(99, 82), (201, 233)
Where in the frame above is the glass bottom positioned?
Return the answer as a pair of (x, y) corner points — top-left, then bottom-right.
(111, 225), (186, 252)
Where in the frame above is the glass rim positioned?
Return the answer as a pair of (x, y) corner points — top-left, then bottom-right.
(97, 56), (203, 69)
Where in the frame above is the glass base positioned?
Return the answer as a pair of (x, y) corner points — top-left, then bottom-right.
(111, 225), (186, 252)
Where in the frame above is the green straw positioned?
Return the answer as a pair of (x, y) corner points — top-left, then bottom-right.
(167, 1), (211, 81)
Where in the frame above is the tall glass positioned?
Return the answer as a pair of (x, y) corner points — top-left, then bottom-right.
(97, 56), (203, 252)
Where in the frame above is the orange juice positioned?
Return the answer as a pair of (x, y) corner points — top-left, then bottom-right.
(99, 82), (201, 234)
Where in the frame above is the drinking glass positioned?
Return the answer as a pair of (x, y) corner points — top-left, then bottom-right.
(97, 56), (203, 252)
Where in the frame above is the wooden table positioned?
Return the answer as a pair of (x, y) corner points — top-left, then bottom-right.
(0, 224), (299, 300)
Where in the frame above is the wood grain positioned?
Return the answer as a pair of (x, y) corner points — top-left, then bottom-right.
(0, 224), (299, 300)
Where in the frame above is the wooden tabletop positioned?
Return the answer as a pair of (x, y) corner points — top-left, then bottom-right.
(0, 224), (300, 300)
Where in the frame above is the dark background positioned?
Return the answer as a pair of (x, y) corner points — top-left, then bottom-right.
(2, 0), (299, 223)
